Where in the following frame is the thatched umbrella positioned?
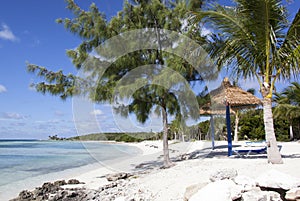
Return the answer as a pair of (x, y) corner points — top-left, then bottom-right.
(209, 77), (261, 109)
(200, 78), (262, 156)
(199, 102), (236, 150)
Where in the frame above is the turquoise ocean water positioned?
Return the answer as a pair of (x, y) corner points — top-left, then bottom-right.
(0, 140), (141, 200)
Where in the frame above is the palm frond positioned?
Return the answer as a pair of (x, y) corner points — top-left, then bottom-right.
(191, 0), (299, 87)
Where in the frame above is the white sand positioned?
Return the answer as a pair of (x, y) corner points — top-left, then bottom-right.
(130, 141), (300, 201)
(5, 140), (300, 201)
(63, 140), (300, 200)
(78, 140), (300, 201)
(73, 140), (206, 190)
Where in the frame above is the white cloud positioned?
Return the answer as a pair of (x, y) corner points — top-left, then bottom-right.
(239, 79), (259, 90)
(22, 30), (30, 35)
(0, 117), (76, 139)
(201, 26), (212, 37)
(10, 122), (26, 127)
(0, 23), (18, 42)
(35, 119), (64, 124)
(2, 112), (28, 120)
(33, 119), (76, 137)
(30, 38), (41, 47)
(90, 109), (103, 116)
(0, 84), (7, 93)
(54, 110), (65, 117)
(33, 39), (40, 46)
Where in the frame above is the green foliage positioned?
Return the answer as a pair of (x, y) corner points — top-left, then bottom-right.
(197, 86), (211, 108)
(27, 64), (78, 100)
(191, 0), (299, 163)
(238, 110), (264, 140)
(187, 0), (205, 11)
(292, 117), (300, 140)
(273, 82), (300, 140)
(198, 120), (209, 138)
(191, 1), (300, 87)
(27, 0), (211, 124)
(27, 1), (213, 167)
(115, 134), (143, 142)
(67, 132), (155, 142)
(274, 117), (289, 141)
(238, 109), (290, 142)
(48, 135), (66, 141)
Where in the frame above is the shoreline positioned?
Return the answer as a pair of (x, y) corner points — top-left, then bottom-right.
(0, 141), (144, 201)
(6, 140), (300, 201)
(3, 140), (198, 200)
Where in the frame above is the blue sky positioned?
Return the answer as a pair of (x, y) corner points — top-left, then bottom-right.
(0, 0), (124, 139)
(0, 0), (299, 139)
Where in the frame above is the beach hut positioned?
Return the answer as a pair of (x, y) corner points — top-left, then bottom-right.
(200, 78), (262, 156)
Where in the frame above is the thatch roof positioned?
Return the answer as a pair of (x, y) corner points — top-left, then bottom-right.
(212, 78), (262, 107)
(199, 102), (236, 115)
(200, 78), (262, 115)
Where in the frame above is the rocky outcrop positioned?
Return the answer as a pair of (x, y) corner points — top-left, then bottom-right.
(184, 183), (208, 201)
(256, 170), (300, 190)
(242, 187), (282, 201)
(10, 176), (153, 201)
(67, 179), (83, 185)
(189, 179), (242, 201)
(285, 187), (300, 200)
(233, 175), (257, 192)
(209, 168), (238, 182)
(185, 169), (300, 201)
(48, 189), (91, 201)
(96, 180), (153, 201)
(12, 190), (35, 201)
(105, 172), (133, 182)
(10, 179), (87, 201)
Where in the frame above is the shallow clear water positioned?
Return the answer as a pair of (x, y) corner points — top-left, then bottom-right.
(0, 139), (140, 198)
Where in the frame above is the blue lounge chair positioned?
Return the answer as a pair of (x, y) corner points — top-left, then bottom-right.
(233, 146), (267, 157)
(233, 145), (282, 158)
(245, 140), (266, 147)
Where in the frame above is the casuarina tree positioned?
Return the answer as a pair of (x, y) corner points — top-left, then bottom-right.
(27, 0), (214, 168)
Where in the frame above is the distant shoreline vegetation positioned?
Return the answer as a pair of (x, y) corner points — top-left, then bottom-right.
(49, 132), (159, 143)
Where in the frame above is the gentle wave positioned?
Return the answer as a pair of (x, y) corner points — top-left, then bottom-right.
(0, 140), (141, 200)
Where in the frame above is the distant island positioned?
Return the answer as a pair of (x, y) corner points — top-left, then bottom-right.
(49, 132), (160, 143)
(48, 135), (66, 141)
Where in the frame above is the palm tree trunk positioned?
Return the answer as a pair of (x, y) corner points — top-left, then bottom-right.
(289, 123), (294, 141)
(234, 110), (239, 143)
(162, 106), (172, 168)
(263, 98), (283, 164)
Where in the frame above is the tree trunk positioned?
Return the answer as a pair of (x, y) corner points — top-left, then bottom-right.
(199, 128), (202, 141)
(210, 115), (215, 149)
(289, 123), (294, 141)
(234, 110), (239, 143)
(263, 98), (283, 164)
(162, 106), (173, 168)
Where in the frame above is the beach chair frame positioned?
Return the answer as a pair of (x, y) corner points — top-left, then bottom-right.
(233, 145), (282, 158)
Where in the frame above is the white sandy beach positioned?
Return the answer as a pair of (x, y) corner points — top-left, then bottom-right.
(6, 140), (300, 201)
(77, 141), (300, 200)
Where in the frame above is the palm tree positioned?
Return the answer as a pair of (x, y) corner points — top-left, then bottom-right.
(274, 82), (300, 140)
(284, 82), (300, 104)
(191, 0), (300, 163)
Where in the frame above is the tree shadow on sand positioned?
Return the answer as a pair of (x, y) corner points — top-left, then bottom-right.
(131, 144), (300, 171)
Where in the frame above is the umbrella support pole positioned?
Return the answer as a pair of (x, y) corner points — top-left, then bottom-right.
(226, 104), (232, 156)
(210, 115), (215, 150)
